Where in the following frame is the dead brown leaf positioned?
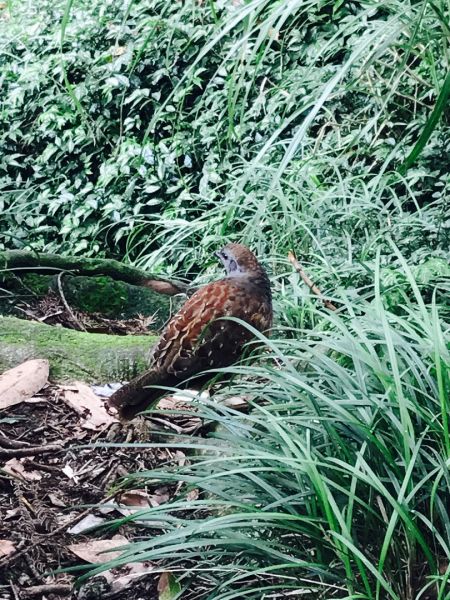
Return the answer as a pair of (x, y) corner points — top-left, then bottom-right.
(3, 458), (42, 481)
(114, 490), (152, 519)
(0, 539), (16, 558)
(68, 535), (129, 564)
(154, 394), (203, 433)
(118, 490), (151, 508)
(63, 382), (119, 430)
(175, 450), (186, 467)
(145, 279), (187, 296)
(186, 489), (199, 501)
(48, 493), (66, 508)
(268, 27), (280, 41)
(158, 571), (181, 599)
(223, 396), (248, 410)
(156, 396), (191, 412)
(0, 359), (49, 410)
(62, 463), (78, 482)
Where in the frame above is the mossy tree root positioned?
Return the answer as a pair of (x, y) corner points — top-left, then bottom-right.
(0, 250), (188, 294)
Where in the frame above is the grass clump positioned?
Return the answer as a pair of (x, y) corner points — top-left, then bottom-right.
(82, 258), (450, 598)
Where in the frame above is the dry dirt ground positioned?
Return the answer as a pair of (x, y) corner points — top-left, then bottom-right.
(0, 379), (201, 600)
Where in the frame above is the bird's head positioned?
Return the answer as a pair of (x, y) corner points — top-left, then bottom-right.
(215, 243), (263, 277)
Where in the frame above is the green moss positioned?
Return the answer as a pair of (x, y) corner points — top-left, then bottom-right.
(0, 316), (157, 382)
(60, 275), (129, 315)
(21, 273), (54, 295)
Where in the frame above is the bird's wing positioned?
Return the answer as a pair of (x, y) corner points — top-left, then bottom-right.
(152, 278), (270, 378)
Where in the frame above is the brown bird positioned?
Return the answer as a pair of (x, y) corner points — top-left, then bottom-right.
(108, 243), (272, 419)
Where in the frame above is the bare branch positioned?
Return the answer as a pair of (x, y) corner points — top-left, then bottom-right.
(288, 251), (337, 312)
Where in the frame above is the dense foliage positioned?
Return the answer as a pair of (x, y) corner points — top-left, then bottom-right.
(1, 0), (448, 274)
(1, 0), (449, 597)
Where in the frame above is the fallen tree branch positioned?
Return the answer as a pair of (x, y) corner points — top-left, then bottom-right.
(21, 584), (72, 598)
(0, 250), (188, 295)
(0, 443), (63, 458)
(288, 251), (337, 311)
(0, 436), (31, 449)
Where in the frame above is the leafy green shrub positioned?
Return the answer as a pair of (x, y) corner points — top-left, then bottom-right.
(1, 0), (448, 285)
(1, 0), (220, 256)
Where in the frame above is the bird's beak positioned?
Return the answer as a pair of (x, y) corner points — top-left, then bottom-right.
(214, 251), (222, 260)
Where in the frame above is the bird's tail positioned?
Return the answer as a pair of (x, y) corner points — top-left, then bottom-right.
(108, 369), (177, 420)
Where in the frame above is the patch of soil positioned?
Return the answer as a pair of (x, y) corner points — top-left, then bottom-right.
(0, 384), (188, 600)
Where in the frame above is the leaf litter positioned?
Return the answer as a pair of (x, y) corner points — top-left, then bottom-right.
(0, 365), (200, 600)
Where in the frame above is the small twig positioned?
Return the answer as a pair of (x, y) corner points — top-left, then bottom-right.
(10, 305), (42, 322)
(288, 251), (337, 312)
(21, 584), (72, 597)
(9, 581), (20, 600)
(56, 271), (87, 332)
(26, 460), (60, 473)
(0, 443), (63, 458)
(0, 435), (31, 449)
(99, 461), (119, 490)
(38, 310), (64, 322)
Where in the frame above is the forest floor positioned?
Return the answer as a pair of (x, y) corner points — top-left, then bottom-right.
(0, 376), (200, 600)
